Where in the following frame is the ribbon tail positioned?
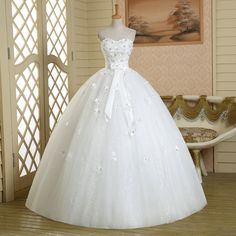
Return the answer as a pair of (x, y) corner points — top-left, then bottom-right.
(104, 69), (135, 134)
(105, 70), (124, 119)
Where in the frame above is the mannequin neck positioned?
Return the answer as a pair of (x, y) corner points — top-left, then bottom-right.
(111, 18), (124, 28)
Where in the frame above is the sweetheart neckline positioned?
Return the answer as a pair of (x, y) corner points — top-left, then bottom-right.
(100, 37), (133, 43)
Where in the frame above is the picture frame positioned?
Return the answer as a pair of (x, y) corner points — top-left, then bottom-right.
(125, 0), (203, 46)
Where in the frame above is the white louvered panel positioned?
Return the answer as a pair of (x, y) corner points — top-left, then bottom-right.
(216, 152), (236, 163)
(88, 18), (112, 27)
(215, 141), (236, 153)
(87, 0), (112, 76)
(216, 82), (236, 91)
(87, 9), (111, 19)
(0, 126), (2, 202)
(87, 0), (109, 2)
(75, 18), (87, 27)
(87, 51), (103, 59)
(216, 28), (236, 37)
(217, 37), (236, 46)
(75, 35), (88, 44)
(215, 163), (236, 173)
(87, 43), (101, 52)
(217, 19), (236, 28)
(216, 0), (236, 10)
(89, 67), (104, 75)
(214, 0), (236, 173)
(217, 55), (236, 64)
(74, 43), (89, 52)
(73, 8), (86, 19)
(76, 60), (89, 68)
(216, 9), (236, 19)
(71, 0), (112, 95)
(216, 90), (236, 97)
(217, 73), (236, 82)
(217, 46), (236, 55)
(88, 37), (102, 44)
(216, 64), (236, 73)
(75, 0), (86, 11)
(74, 68), (89, 76)
(88, 59), (104, 68)
(77, 52), (89, 60)
(70, 0), (89, 96)
(87, 1), (111, 10)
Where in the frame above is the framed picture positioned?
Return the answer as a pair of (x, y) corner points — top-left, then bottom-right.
(125, 0), (203, 46)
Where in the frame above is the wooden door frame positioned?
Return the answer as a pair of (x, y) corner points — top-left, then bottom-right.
(212, 0), (216, 172)
(212, 0), (216, 96)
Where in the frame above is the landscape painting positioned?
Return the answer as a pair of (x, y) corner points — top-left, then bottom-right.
(125, 0), (203, 46)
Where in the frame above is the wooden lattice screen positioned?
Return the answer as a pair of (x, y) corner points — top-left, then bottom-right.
(8, 0), (70, 192)
(11, 0), (41, 180)
(46, 0), (69, 132)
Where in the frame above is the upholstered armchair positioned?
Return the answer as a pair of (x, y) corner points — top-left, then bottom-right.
(162, 95), (236, 183)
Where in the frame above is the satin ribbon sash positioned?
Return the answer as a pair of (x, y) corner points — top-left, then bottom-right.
(104, 69), (134, 127)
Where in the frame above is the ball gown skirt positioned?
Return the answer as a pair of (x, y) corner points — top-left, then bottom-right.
(26, 38), (207, 229)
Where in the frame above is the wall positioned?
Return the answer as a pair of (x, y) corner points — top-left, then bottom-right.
(213, 0), (236, 173)
(117, 0), (212, 96)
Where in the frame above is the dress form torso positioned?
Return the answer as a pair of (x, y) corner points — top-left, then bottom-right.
(98, 18), (136, 42)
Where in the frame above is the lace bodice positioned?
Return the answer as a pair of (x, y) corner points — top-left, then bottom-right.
(101, 38), (133, 70)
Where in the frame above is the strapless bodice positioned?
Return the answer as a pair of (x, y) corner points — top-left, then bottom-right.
(101, 38), (133, 70)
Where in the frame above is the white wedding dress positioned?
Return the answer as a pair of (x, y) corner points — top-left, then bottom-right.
(26, 37), (207, 229)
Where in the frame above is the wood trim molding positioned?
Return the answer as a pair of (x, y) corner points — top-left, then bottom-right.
(0, 0), (15, 202)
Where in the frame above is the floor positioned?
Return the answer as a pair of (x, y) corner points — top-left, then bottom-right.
(0, 173), (236, 236)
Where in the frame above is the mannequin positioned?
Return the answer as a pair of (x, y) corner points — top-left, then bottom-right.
(98, 4), (136, 41)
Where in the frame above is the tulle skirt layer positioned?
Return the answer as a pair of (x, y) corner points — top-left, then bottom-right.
(26, 68), (207, 229)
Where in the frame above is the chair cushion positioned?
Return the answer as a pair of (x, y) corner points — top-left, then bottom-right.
(179, 127), (218, 143)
